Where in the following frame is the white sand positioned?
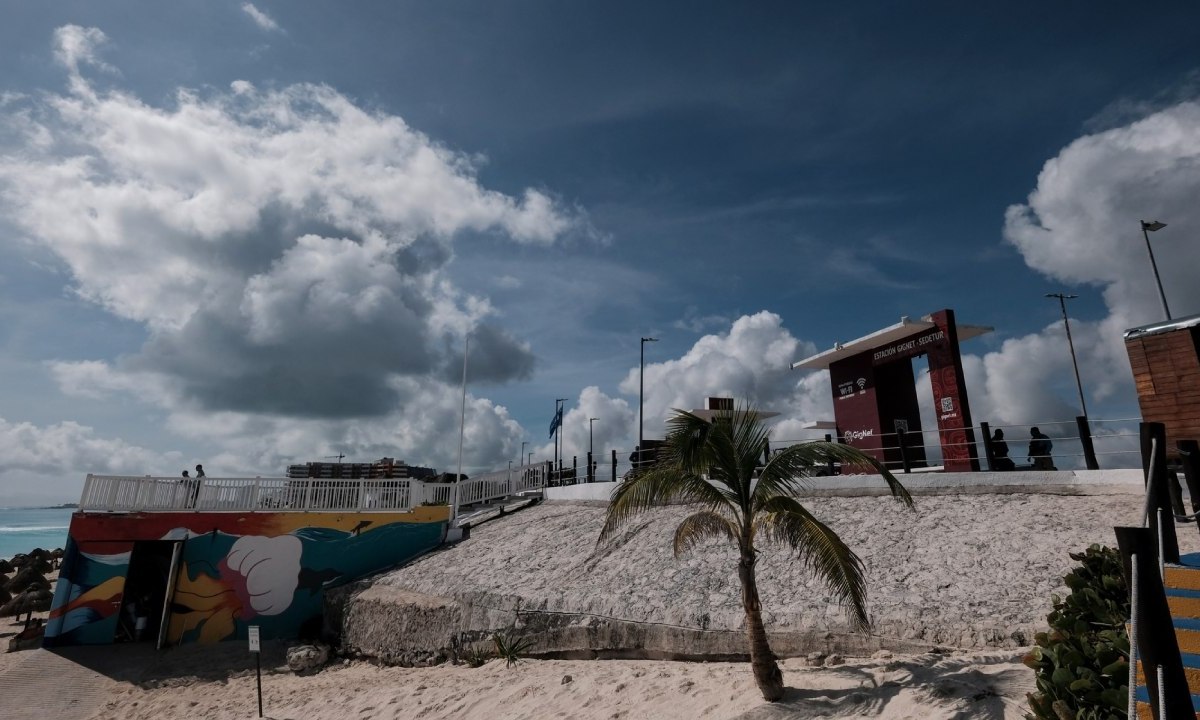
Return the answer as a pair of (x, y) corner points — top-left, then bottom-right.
(74, 647), (1032, 720)
(367, 494), (1191, 650)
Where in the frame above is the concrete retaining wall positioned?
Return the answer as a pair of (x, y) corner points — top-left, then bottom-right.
(544, 469), (1145, 503)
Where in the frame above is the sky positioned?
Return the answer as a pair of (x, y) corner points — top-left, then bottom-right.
(2, 2), (1200, 505)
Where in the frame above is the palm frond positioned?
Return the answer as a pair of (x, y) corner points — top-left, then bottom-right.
(598, 465), (731, 543)
(754, 441), (914, 510)
(754, 495), (871, 632)
(673, 510), (740, 557)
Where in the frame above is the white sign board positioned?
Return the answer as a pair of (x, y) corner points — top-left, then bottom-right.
(248, 625), (261, 653)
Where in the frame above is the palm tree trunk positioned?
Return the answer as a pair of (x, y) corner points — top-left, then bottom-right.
(738, 549), (784, 701)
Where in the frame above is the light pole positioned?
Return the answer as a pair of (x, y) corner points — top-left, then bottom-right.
(588, 417), (598, 483)
(1140, 220), (1171, 321)
(520, 441), (528, 467)
(639, 337), (658, 463)
(453, 334), (470, 527)
(528, 451), (534, 464)
(1046, 293), (1088, 419)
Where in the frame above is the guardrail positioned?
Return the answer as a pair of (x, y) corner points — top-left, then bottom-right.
(80, 463), (550, 514)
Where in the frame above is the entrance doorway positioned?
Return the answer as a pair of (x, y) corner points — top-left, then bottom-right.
(116, 541), (180, 645)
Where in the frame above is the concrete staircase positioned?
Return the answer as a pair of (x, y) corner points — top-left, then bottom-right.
(455, 492), (542, 527)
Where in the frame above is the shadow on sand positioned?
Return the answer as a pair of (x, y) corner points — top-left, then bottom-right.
(730, 653), (1030, 719)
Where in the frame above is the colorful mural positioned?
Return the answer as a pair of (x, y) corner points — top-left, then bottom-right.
(45, 507), (448, 647)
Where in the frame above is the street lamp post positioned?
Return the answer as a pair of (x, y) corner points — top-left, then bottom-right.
(588, 417), (597, 482)
(1046, 293), (1088, 419)
(520, 441), (528, 467)
(453, 334), (470, 527)
(639, 337), (658, 467)
(528, 451), (534, 464)
(1140, 220), (1171, 321)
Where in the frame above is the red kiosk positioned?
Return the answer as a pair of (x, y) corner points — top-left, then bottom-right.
(792, 309), (991, 472)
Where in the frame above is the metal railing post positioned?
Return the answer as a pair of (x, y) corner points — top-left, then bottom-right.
(824, 434), (836, 476)
(1076, 415), (1099, 470)
(1179, 440), (1200, 527)
(897, 431), (911, 474)
(611, 450), (617, 483)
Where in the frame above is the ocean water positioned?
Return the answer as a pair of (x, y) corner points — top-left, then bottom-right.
(0, 507), (74, 559)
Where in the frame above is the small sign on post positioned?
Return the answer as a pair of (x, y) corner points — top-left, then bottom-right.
(248, 625), (263, 717)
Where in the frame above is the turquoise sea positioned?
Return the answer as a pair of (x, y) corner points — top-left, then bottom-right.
(0, 507), (74, 559)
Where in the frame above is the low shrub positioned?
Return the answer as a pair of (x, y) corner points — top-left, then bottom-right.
(492, 632), (534, 668)
(1024, 544), (1130, 720)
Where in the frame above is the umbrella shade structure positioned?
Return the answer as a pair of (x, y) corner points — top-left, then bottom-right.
(0, 585), (53, 617)
(4, 568), (50, 593)
(11, 553), (53, 574)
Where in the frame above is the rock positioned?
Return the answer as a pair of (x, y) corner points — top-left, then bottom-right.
(286, 643), (330, 674)
(872, 650), (893, 659)
(561, 674), (573, 685)
(824, 654), (844, 666)
(805, 652), (826, 666)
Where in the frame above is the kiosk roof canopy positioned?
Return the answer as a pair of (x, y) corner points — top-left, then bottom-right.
(791, 314), (992, 370)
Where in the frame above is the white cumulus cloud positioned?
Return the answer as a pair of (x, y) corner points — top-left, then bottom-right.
(241, 3), (282, 33)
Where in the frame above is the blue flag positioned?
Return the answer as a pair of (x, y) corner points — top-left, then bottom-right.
(548, 407), (562, 438)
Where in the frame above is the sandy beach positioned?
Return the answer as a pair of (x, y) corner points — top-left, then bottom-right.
(0, 641), (1033, 720)
(2, 491), (1186, 719)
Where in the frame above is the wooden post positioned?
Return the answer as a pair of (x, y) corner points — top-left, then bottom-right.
(980, 422), (996, 471)
(1076, 416), (1099, 470)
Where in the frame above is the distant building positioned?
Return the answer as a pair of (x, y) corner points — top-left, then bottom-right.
(286, 457), (437, 480)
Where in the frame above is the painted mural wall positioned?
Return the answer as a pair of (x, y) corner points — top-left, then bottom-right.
(45, 507), (448, 647)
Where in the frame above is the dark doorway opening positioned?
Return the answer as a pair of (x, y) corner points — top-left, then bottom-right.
(116, 541), (177, 643)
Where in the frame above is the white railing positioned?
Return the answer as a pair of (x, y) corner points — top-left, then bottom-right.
(417, 463), (550, 511)
(79, 463), (549, 515)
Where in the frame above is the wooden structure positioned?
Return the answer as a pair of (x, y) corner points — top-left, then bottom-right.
(1125, 314), (1200, 457)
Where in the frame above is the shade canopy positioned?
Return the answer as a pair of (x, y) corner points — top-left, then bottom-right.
(792, 314), (992, 370)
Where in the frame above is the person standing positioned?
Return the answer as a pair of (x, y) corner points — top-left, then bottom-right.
(1027, 427), (1056, 471)
(991, 429), (1015, 471)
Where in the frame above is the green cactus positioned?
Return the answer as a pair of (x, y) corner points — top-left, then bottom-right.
(1024, 544), (1130, 720)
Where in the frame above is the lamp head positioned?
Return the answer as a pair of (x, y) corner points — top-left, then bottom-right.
(641, 336), (658, 343)
(1142, 220), (1167, 232)
(1045, 293), (1078, 300)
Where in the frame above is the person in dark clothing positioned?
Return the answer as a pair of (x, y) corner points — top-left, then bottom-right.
(194, 464), (205, 478)
(991, 429), (1015, 471)
(1027, 427), (1056, 470)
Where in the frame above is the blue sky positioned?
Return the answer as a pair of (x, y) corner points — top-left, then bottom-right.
(2, 2), (1200, 504)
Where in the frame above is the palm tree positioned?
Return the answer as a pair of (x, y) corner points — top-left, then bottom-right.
(599, 404), (913, 701)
